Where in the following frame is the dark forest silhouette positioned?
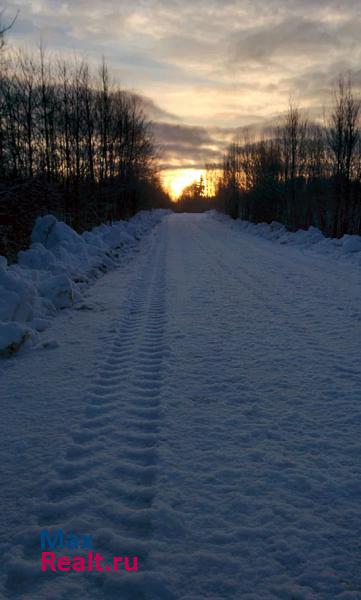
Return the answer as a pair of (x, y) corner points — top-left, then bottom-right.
(216, 80), (361, 237)
(0, 25), (170, 259)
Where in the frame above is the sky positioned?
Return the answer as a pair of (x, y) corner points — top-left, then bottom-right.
(4, 0), (361, 197)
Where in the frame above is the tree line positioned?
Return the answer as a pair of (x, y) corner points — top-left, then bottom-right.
(176, 175), (217, 212)
(216, 78), (361, 237)
(0, 36), (170, 258)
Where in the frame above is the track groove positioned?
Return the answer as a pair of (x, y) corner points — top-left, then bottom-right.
(5, 223), (171, 599)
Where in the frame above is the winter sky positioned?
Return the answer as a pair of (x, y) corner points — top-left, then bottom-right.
(4, 0), (361, 188)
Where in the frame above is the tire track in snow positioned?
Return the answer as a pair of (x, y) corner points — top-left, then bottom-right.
(4, 224), (173, 600)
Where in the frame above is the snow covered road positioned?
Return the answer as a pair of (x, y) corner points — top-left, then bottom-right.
(1, 212), (360, 599)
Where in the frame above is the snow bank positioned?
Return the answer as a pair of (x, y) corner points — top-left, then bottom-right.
(0, 210), (169, 356)
(211, 212), (361, 265)
(0, 322), (33, 357)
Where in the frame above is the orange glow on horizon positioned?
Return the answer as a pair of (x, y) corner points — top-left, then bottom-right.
(162, 168), (205, 201)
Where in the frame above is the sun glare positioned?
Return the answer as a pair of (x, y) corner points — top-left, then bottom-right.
(162, 169), (205, 201)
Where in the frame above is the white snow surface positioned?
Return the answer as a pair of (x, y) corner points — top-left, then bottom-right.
(0, 212), (360, 599)
(0, 210), (169, 355)
(211, 211), (361, 265)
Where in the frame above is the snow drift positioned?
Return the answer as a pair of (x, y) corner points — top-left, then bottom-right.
(0, 210), (169, 356)
(211, 212), (361, 265)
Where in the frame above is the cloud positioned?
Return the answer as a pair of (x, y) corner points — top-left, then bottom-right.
(153, 123), (214, 146)
(153, 122), (223, 168)
(5, 0), (361, 169)
(232, 17), (339, 64)
(135, 96), (180, 122)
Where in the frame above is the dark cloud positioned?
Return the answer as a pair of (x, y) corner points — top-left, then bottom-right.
(135, 96), (180, 122)
(279, 62), (361, 106)
(232, 17), (338, 63)
(153, 123), (222, 167)
(153, 123), (214, 146)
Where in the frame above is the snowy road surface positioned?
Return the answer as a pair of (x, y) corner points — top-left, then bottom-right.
(1, 212), (360, 599)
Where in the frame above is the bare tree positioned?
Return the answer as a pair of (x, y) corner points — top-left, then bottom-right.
(328, 77), (361, 235)
(0, 48), (165, 256)
(279, 103), (308, 228)
(0, 9), (18, 51)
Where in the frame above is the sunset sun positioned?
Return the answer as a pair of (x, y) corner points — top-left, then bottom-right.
(162, 168), (205, 201)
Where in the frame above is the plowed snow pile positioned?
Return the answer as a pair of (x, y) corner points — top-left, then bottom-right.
(0, 210), (169, 356)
